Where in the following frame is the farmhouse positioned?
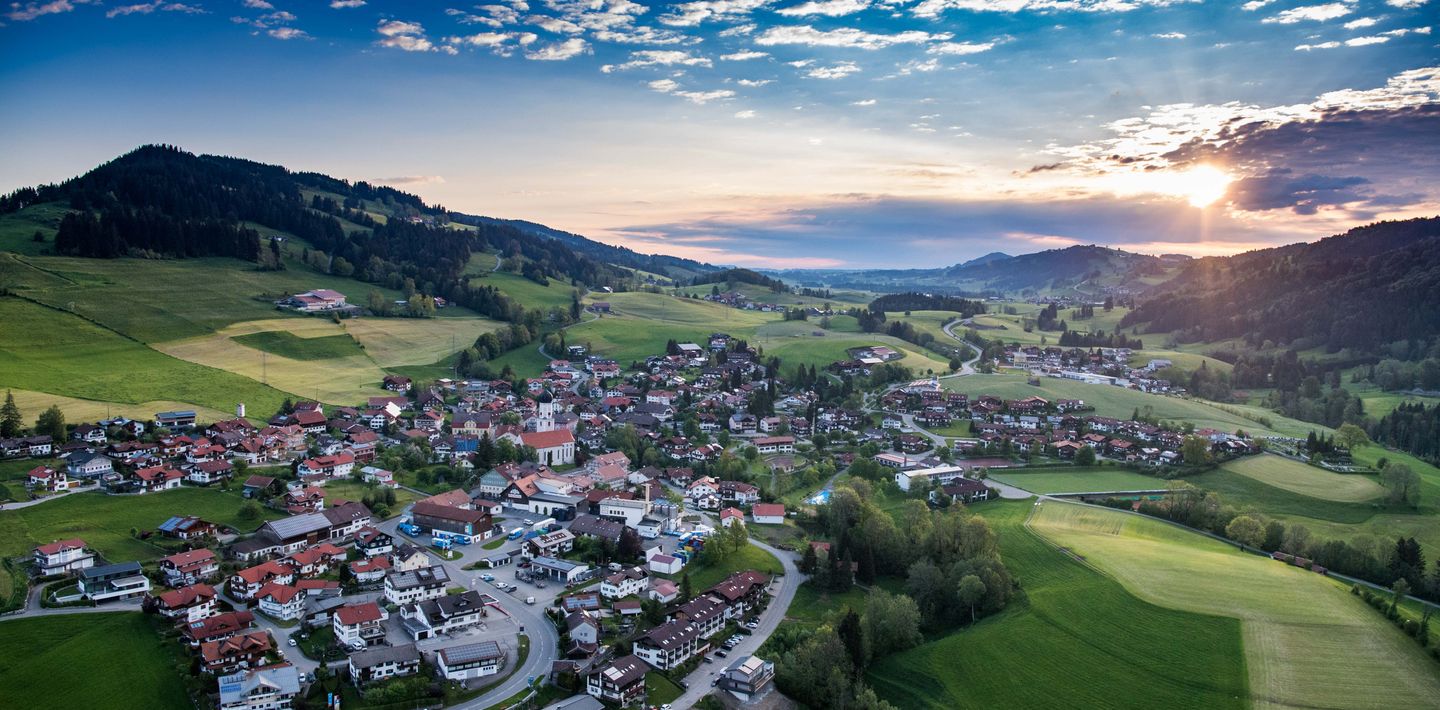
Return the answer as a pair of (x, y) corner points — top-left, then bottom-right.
(279, 288), (348, 312)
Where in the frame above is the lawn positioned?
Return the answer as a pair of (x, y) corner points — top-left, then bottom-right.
(476, 270), (579, 311)
(0, 487), (281, 561)
(987, 466), (1166, 494)
(1220, 454), (1385, 503)
(321, 480), (422, 514)
(0, 297), (291, 417)
(232, 330), (365, 361)
(645, 672), (684, 705)
(785, 581), (869, 624)
(944, 373), (1312, 437)
(1029, 500), (1440, 710)
(869, 499), (1248, 710)
(673, 544), (783, 591)
(0, 613), (190, 710)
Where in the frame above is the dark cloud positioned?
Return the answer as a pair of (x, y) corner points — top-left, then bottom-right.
(1164, 104), (1440, 214)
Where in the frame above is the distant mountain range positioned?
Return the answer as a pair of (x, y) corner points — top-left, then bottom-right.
(453, 214), (716, 281)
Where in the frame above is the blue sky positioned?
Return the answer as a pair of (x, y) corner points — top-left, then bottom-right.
(1, 0), (1437, 268)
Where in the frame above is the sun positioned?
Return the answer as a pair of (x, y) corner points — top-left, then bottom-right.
(1173, 165), (1232, 208)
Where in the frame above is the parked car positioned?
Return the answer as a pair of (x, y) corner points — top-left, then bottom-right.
(715, 650), (727, 658)
(288, 637), (297, 647)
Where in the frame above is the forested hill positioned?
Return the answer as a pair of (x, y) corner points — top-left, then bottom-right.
(453, 214), (716, 281)
(0, 144), (702, 302)
(1122, 217), (1440, 356)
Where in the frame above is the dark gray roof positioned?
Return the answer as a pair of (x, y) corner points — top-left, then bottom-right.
(437, 640), (503, 665)
(350, 643), (421, 669)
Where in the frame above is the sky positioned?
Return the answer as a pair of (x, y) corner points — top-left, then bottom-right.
(0, 1), (1437, 269)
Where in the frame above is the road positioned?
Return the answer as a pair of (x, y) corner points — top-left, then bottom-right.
(0, 484), (99, 511)
(668, 537), (804, 709)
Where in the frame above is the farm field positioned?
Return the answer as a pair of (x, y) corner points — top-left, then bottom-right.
(476, 270), (578, 311)
(1221, 454), (1385, 503)
(869, 499), (1248, 709)
(988, 467), (1166, 494)
(343, 316), (502, 367)
(0, 613), (189, 710)
(1029, 500), (1440, 710)
(945, 373), (1313, 437)
(232, 330), (364, 361)
(889, 309), (964, 342)
(4, 388), (234, 426)
(0, 487), (280, 561)
(0, 297), (290, 417)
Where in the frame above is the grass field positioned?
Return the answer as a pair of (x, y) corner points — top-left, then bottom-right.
(945, 373), (1315, 437)
(669, 544), (782, 591)
(475, 270), (578, 311)
(988, 467), (1166, 494)
(645, 672), (684, 705)
(0, 297), (291, 417)
(321, 480), (422, 513)
(4, 388), (235, 426)
(344, 316), (502, 368)
(232, 330), (365, 360)
(0, 613), (189, 710)
(869, 499), (1249, 709)
(1030, 500), (1440, 709)
(1221, 454), (1385, 503)
(0, 488), (280, 561)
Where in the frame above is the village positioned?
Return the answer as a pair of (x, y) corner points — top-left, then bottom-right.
(2, 314), (1262, 710)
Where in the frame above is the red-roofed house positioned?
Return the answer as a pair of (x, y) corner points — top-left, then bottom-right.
(34, 539), (95, 575)
(152, 583), (218, 622)
(333, 601), (388, 649)
(159, 548), (220, 586)
(134, 465), (184, 493)
(751, 503), (785, 525)
(256, 583), (307, 621)
(297, 452), (354, 479)
(719, 508), (745, 528)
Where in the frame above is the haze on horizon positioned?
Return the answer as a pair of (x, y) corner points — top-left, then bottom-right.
(1, 0), (1437, 269)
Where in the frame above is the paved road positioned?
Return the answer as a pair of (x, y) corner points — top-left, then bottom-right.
(0, 485), (99, 511)
(668, 537), (803, 709)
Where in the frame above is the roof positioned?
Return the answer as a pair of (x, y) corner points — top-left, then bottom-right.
(36, 538), (86, 555)
(520, 429), (575, 449)
(263, 512), (332, 540)
(412, 501), (489, 524)
(593, 654), (649, 687)
(162, 548), (216, 568)
(437, 640), (503, 666)
(218, 666), (300, 706)
(334, 602), (384, 626)
(752, 503), (785, 517)
(386, 565), (450, 590)
(350, 643), (421, 669)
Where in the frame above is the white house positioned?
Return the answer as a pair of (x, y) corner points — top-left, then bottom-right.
(384, 566), (450, 606)
(435, 640), (504, 681)
(600, 567), (649, 600)
(751, 503), (786, 525)
(33, 539), (95, 575)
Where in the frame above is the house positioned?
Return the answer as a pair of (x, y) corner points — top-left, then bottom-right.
(383, 374), (412, 392)
(152, 583), (218, 623)
(184, 610), (255, 647)
(410, 501), (492, 544)
(636, 517), (664, 539)
(201, 630), (273, 674)
(939, 478), (993, 505)
(158, 515), (219, 540)
(33, 539), (95, 575)
(519, 429), (576, 466)
(189, 459), (234, 485)
(349, 556), (391, 584)
(530, 556), (590, 585)
(436, 640), (505, 681)
(567, 514), (624, 544)
(280, 288), (348, 312)
(648, 579), (680, 604)
(134, 465), (184, 493)
(333, 601), (388, 649)
(719, 508), (745, 528)
(66, 451), (114, 479)
(77, 561), (150, 602)
(354, 527), (394, 557)
(718, 655), (776, 700)
(297, 452), (354, 479)
(390, 544), (431, 572)
(719, 480), (760, 506)
(633, 619), (707, 670)
(160, 548), (220, 586)
(155, 410), (198, 429)
(217, 665), (300, 710)
(26, 465), (78, 493)
(752, 436), (795, 455)
(255, 583), (306, 621)
(600, 566), (648, 600)
(398, 590), (489, 641)
(597, 497), (649, 527)
(566, 610), (600, 646)
(751, 503), (785, 525)
(242, 475), (279, 499)
(586, 654), (649, 705)
(647, 553), (684, 575)
(384, 565), (450, 606)
(349, 643), (422, 685)
(525, 529), (576, 560)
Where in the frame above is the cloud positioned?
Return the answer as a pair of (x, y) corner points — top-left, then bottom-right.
(895, 57), (941, 74)
(373, 175), (446, 186)
(1226, 169), (1370, 214)
(1262, 3), (1353, 24)
(660, 0), (770, 27)
(926, 40), (997, 55)
(677, 89), (736, 103)
(376, 19), (457, 54)
(268, 26), (310, 40)
(242, 0), (272, 8)
(1343, 16), (1378, 29)
(720, 50), (769, 60)
(734, 109), (757, 118)
(775, 0), (873, 17)
(806, 61), (861, 79)
(602, 50), (711, 72)
(5, 0), (97, 22)
(1385, 0), (1427, 7)
(1152, 31), (1186, 39)
(756, 25), (951, 49)
(105, 2), (205, 19)
(852, 98), (877, 105)
(525, 37), (590, 60)
(648, 78), (680, 92)
(735, 78), (773, 86)
(911, 0), (1202, 18)
(330, 0), (366, 7)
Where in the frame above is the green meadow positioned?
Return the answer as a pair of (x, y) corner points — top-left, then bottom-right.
(0, 613), (190, 710)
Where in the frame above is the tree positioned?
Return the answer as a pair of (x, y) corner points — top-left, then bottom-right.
(680, 572), (693, 601)
(1334, 423), (1370, 451)
(1381, 463), (1422, 508)
(836, 610), (866, 673)
(1392, 577), (1411, 613)
(1225, 514), (1267, 549)
(0, 390), (21, 438)
(1075, 444), (1096, 466)
(35, 404), (65, 441)
(238, 501), (260, 521)
(862, 589), (922, 661)
(956, 574), (987, 624)
(800, 543), (818, 574)
(1181, 435), (1210, 466)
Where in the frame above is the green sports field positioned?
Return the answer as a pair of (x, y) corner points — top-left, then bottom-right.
(1030, 500), (1440, 709)
(988, 466), (1167, 494)
(869, 499), (1249, 709)
(0, 488), (281, 561)
(0, 613), (190, 710)
(1221, 454), (1385, 503)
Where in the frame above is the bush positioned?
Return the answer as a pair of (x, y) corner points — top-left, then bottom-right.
(1403, 619), (1419, 637)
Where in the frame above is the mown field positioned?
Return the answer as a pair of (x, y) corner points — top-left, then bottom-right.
(661, 544), (782, 592)
(474, 270), (579, 311)
(3, 388), (235, 426)
(0, 613), (190, 710)
(1029, 500), (1440, 709)
(0, 488), (280, 561)
(988, 466), (1167, 494)
(0, 297), (291, 417)
(869, 499), (1249, 709)
(945, 373), (1315, 437)
(232, 330), (365, 361)
(1221, 454), (1385, 503)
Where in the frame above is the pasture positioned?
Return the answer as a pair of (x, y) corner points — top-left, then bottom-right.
(476, 270), (578, 311)
(869, 499), (1248, 709)
(0, 297), (290, 417)
(232, 330), (364, 361)
(0, 488), (280, 561)
(4, 388), (234, 426)
(987, 467), (1166, 494)
(1221, 454), (1385, 503)
(1029, 500), (1440, 710)
(0, 613), (190, 710)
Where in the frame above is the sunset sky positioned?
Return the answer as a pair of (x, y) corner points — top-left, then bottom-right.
(1, 0), (1436, 268)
